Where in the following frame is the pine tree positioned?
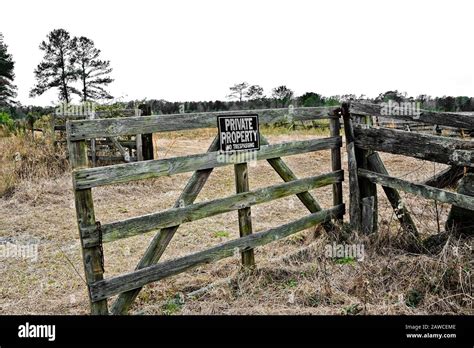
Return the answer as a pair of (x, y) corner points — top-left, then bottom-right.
(0, 33), (17, 107)
(227, 82), (249, 102)
(272, 85), (294, 107)
(30, 29), (77, 103)
(71, 36), (113, 101)
(245, 85), (264, 100)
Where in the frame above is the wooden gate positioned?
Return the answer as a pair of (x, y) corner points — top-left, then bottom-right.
(66, 106), (344, 314)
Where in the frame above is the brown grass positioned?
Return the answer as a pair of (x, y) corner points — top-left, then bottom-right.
(0, 129), (472, 315)
(0, 134), (68, 197)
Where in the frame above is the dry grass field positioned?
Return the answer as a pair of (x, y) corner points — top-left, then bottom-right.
(0, 128), (472, 315)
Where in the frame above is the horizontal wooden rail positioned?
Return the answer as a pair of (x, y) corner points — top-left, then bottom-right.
(73, 136), (342, 189)
(89, 204), (344, 302)
(66, 106), (339, 141)
(358, 169), (474, 211)
(350, 102), (474, 129)
(81, 170), (343, 247)
(89, 156), (137, 162)
(354, 126), (473, 167)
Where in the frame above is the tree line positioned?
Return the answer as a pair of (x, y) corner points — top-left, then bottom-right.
(126, 88), (474, 116)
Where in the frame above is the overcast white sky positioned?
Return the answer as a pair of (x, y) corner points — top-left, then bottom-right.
(2, 0), (473, 106)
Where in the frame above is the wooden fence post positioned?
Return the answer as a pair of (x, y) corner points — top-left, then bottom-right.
(354, 115), (377, 234)
(361, 196), (375, 234)
(234, 162), (255, 268)
(68, 137), (108, 315)
(139, 104), (154, 160)
(135, 106), (143, 162)
(341, 102), (361, 231)
(446, 173), (474, 236)
(329, 113), (343, 223)
(89, 111), (97, 167)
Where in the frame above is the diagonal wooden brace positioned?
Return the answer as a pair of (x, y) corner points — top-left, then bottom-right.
(260, 136), (336, 233)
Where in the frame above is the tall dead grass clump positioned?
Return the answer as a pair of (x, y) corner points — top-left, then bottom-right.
(0, 134), (68, 197)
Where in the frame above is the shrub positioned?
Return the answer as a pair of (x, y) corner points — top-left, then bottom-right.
(0, 112), (15, 135)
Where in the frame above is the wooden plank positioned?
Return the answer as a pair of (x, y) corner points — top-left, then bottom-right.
(90, 139), (97, 167)
(355, 115), (378, 233)
(366, 153), (418, 236)
(358, 168), (474, 211)
(361, 196), (375, 234)
(446, 173), (474, 235)
(329, 115), (343, 222)
(96, 139), (128, 146)
(341, 102), (361, 231)
(351, 102), (474, 129)
(260, 136), (337, 233)
(104, 140), (136, 149)
(111, 136), (220, 315)
(109, 137), (131, 162)
(234, 163), (255, 267)
(354, 126), (474, 167)
(364, 115), (378, 233)
(89, 204), (345, 302)
(421, 166), (466, 188)
(57, 109), (139, 120)
(91, 155), (136, 162)
(73, 136), (342, 189)
(89, 113), (97, 167)
(67, 106), (339, 141)
(68, 138), (108, 315)
(81, 170), (344, 247)
(136, 134), (143, 161)
(136, 108), (143, 161)
(139, 104), (154, 160)
(365, 115), (378, 231)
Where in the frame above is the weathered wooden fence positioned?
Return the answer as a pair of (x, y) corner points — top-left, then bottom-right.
(67, 101), (474, 315)
(344, 101), (474, 235)
(56, 107), (154, 166)
(66, 106), (344, 315)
